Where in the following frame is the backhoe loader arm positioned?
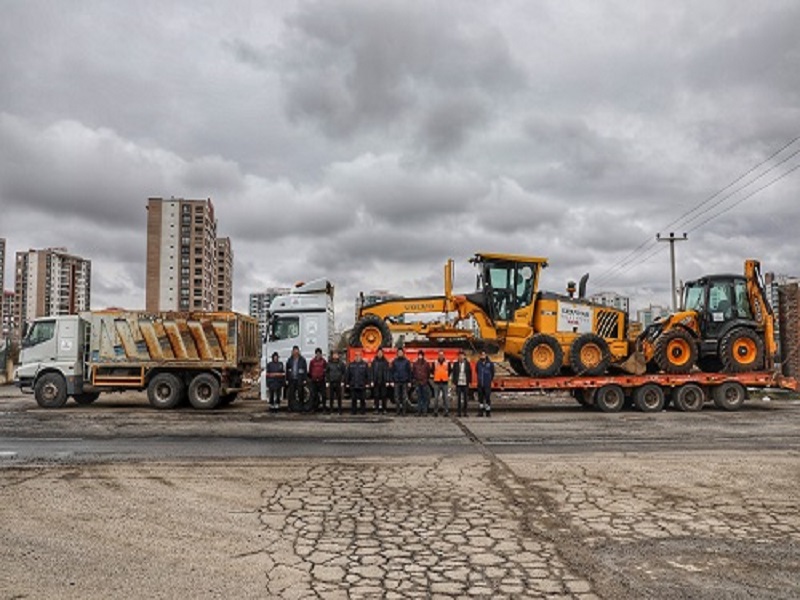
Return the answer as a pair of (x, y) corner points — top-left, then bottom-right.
(745, 259), (777, 365)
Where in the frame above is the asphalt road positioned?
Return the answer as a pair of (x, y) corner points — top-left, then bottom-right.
(2, 385), (800, 599)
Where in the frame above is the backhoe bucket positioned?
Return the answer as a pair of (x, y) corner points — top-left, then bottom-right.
(617, 351), (648, 375)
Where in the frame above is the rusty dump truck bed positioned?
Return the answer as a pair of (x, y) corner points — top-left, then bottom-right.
(87, 311), (260, 375)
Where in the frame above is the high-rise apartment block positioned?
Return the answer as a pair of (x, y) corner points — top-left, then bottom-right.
(0, 237), (6, 297)
(146, 197), (233, 312)
(215, 237), (233, 311)
(249, 288), (290, 339)
(14, 247), (92, 335)
(1, 291), (15, 339)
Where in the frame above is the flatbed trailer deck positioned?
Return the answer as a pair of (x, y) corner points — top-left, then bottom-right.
(347, 346), (797, 413)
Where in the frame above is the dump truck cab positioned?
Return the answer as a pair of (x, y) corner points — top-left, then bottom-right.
(16, 315), (85, 395)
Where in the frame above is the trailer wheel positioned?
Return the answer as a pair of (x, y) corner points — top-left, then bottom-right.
(654, 329), (697, 374)
(34, 373), (68, 408)
(73, 392), (100, 405)
(595, 384), (625, 413)
(188, 373), (221, 410)
(522, 334), (563, 377)
(147, 373), (184, 410)
(672, 383), (705, 412)
(633, 384), (665, 412)
(719, 328), (764, 373)
(712, 382), (746, 411)
(569, 334), (611, 376)
(350, 315), (393, 352)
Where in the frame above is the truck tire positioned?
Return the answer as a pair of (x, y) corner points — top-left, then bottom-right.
(522, 334), (563, 377)
(569, 334), (611, 376)
(188, 373), (221, 410)
(34, 373), (68, 408)
(712, 382), (747, 411)
(147, 373), (184, 410)
(595, 384), (625, 413)
(350, 315), (392, 352)
(719, 328), (764, 373)
(672, 383), (705, 412)
(73, 392), (100, 405)
(633, 384), (665, 413)
(654, 329), (697, 374)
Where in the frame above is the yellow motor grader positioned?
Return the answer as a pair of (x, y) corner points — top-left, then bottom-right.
(351, 253), (630, 377)
(633, 259), (776, 374)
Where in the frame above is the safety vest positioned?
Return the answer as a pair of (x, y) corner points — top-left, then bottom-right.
(433, 361), (449, 382)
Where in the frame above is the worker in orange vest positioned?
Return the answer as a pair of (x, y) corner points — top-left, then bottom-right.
(432, 350), (450, 417)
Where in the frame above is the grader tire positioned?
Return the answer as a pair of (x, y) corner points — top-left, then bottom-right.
(654, 329), (697, 374)
(569, 334), (611, 376)
(350, 315), (393, 352)
(522, 334), (563, 377)
(719, 328), (764, 373)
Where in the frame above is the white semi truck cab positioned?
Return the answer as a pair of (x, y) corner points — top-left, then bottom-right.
(260, 279), (335, 400)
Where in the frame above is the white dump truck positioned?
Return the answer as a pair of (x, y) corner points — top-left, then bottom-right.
(16, 310), (260, 410)
(260, 279), (335, 400)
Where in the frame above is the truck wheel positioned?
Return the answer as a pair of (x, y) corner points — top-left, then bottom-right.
(188, 373), (221, 410)
(34, 373), (68, 408)
(719, 328), (764, 373)
(633, 384), (665, 412)
(569, 334), (611, 376)
(73, 392), (100, 405)
(712, 382), (747, 411)
(508, 356), (527, 376)
(147, 373), (184, 410)
(522, 334), (563, 377)
(595, 384), (625, 413)
(654, 329), (697, 374)
(350, 315), (392, 352)
(672, 383), (705, 412)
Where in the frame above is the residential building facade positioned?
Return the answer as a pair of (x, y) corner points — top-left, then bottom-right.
(636, 304), (670, 328)
(588, 291), (630, 315)
(215, 237), (233, 311)
(1, 291), (14, 340)
(146, 197), (232, 312)
(14, 247), (91, 336)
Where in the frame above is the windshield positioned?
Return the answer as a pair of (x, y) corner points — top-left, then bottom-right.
(683, 283), (705, 312)
(269, 316), (300, 341)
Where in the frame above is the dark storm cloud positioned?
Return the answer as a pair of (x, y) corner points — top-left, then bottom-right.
(276, 0), (526, 151)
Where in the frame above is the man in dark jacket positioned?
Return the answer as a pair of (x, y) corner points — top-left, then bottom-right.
(476, 351), (495, 417)
(346, 349), (371, 415)
(308, 347), (327, 413)
(265, 352), (285, 413)
(371, 348), (390, 414)
(285, 346), (308, 413)
(412, 351), (432, 416)
(390, 348), (412, 416)
(450, 350), (472, 417)
(325, 350), (346, 414)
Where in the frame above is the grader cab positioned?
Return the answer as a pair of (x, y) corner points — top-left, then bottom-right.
(351, 253), (630, 377)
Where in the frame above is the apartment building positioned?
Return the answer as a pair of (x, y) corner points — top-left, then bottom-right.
(14, 247), (91, 335)
(215, 237), (233, 311)
(146, 197), (233, 312)
(1, 291), (15, 339)
(588, 291), (630, 315)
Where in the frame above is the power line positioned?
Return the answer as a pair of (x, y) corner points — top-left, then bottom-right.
(592, 136), (800, 287)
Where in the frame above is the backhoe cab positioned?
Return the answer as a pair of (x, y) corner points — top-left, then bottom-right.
(637, 259), (775, 374)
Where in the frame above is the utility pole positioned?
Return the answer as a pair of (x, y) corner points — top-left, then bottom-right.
(657, 232), (688, 311)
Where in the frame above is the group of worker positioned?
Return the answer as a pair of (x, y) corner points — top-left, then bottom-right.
(265, 346), (496, 417)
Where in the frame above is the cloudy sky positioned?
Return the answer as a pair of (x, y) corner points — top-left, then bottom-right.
(1, 0), (799, 326)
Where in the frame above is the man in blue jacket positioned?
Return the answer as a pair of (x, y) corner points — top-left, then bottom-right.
(476, 351), (495, 417)
(390, 348), (412, 416)
(285, 345), (308, 413)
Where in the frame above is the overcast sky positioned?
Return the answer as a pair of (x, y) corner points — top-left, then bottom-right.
(1, 1), (799, 326)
